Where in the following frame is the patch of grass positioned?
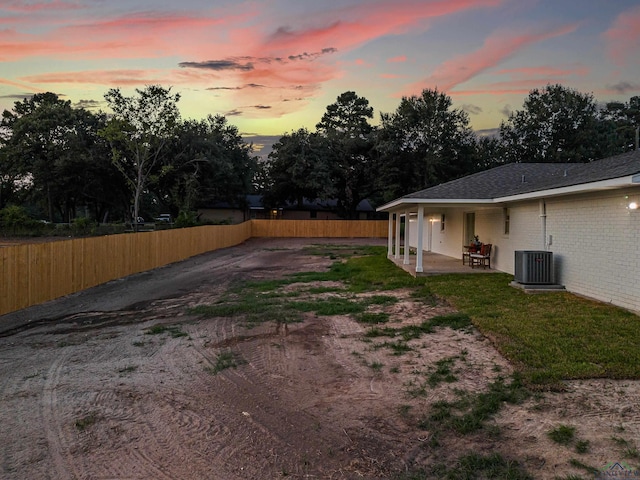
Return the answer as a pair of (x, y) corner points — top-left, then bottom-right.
(370, 361), (384, 371)
(365, 294), (399, 305)
(568, 458), (599, 475)
(354, 312), (390, 324)
(427, 356), (459, 387)
(575, 440), (590, 454)
(429, 452), (533, 480)
(75, 413), (98, 431)
(287, 297), (366, 316)
(206, 351), (244, 375)
(303, 244), (382, 258)
(365, 313), (472, 343)
(429, 313), (473, 331)
(421, 375), (529, 434)
(547, 425), (576, 445)
(289, 248), (423, 292)
(625, 447), (640, 459)
(426, 273), (640, 386)
(611, 436), (631, 447)
(306, 286), (344, 294)
(132, 340), (145, 347)
(145, 324), (188, 338)
(410, 285), (439, 305)
(190, 294), (303, 326)
(380, 340), (413, 356)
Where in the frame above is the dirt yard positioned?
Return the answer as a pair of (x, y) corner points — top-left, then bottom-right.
(1, 238), (639, 479)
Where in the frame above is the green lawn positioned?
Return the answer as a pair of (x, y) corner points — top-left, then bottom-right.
(424, 272), (640, 386)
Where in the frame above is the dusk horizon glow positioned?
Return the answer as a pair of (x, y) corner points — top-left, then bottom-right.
(2, 0), (640, 155)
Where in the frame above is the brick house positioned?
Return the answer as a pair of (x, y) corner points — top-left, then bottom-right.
(377, 150), (640, 313)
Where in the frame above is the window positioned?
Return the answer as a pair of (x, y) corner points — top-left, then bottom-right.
(503, 208), (510, 235)
(440, 213), (446, 232)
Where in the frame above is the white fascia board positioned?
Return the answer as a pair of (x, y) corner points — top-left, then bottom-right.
(377, 198), (493, 212)
(496, 176), (637, 203)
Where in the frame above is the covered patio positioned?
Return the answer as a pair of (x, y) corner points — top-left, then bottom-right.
(388, 249), (499, 277)
(383, 206), (497, 277)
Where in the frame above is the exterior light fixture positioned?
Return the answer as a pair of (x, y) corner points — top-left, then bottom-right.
(629, 201), (639, 210)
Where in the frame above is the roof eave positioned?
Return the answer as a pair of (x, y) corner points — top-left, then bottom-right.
(377, 198), (494, 212)
(377, 175), (639, 212)
(497, 175), (637, 203)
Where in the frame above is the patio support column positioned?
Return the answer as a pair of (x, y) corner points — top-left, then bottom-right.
(394, 213), (401, 259)
(416, 205), (424, 273)
(403, 208), (411, 265)
(387, 213), (393, 257)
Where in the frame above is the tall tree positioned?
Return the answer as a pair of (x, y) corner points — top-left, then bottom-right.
(263, 128), (330, 208)
(0, 93), (122, 221)
(101, 85), (181, 229)
(375, 88), (477, 202)
(159, 115), (257, 214)
(315, 91), (376, 218)
(499, 84), (601, 163)
(597, 96), (640, 154)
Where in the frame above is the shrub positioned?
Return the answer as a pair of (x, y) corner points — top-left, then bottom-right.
(174, 210), (198, 228)
(0, 205), (39, 233)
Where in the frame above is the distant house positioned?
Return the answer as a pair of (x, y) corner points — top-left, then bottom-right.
(198, 195), (377, 223)
(377, 150), (640, 313)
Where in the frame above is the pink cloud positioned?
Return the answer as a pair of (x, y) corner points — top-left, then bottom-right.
(3, 0), (506, 119)
(0, 9), (253, 61)
(402, 23), (579, 95)
(264, 0), (503, 55)
(2, 1), (80, 13)
(603, 5), (640, 66)
(0, 77), (45, 91)
(388, 55), (407, 63)
(496, 65), (589, 77)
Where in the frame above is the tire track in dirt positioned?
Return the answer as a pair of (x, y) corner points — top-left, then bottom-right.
(180, 317), (358, 477)
(42, 350), (82, 479)
(0, 350), (39, 476)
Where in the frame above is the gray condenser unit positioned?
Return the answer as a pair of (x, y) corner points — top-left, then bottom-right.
(514, 251), (554, 284)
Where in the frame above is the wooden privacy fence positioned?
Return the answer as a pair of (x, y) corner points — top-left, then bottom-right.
(0, 219), (387, 316)
(251, 219), (387, 238)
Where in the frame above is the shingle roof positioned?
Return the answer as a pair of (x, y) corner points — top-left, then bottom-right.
(402, 149), (640, 201)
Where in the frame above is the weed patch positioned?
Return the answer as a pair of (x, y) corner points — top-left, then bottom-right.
(145, 325), (188, 338)
(427, 356), (459, 387)
(206, 351), (244, 375)
(420, 375), (529, 434)
(428, 452), (533, 480)
(75, 413), (98, 431)
(547, 424), (576, 445)
(354, 312), (390, 324)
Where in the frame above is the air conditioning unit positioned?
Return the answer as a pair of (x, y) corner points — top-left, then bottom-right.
(514, 251), (554, 284)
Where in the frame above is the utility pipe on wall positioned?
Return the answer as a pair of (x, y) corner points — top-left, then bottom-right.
(539, 199), (547, 250)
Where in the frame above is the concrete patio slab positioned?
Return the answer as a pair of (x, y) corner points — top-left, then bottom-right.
(388, 251), (502, 277)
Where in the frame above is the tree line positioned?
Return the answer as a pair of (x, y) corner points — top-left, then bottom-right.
(1, 84), (638, 225)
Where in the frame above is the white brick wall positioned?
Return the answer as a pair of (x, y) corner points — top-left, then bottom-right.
(545, 188), (640, 313)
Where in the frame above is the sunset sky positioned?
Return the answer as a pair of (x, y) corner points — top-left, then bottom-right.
(2, 0), (640, 153)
